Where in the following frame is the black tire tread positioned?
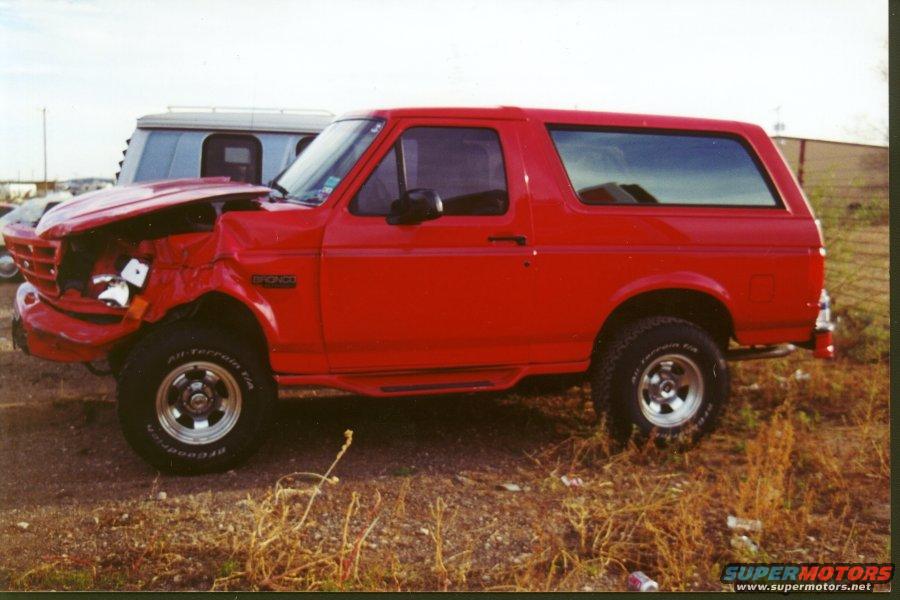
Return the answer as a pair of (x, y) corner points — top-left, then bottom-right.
(591, 316), (685, 413)
(591, 316), (726, 440)
(116, 323), (275, 474)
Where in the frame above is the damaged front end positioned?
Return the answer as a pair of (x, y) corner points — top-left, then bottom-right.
(4, 178), (271, 368)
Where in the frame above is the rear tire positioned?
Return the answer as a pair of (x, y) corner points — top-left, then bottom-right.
(591, 317), (729, 442)
(117, 323), (275, 473)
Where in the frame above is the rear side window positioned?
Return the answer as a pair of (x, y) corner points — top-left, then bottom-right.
(352, 127), (508, 217)
(548, 128), (779, 207)
(201, 134), (262, 184)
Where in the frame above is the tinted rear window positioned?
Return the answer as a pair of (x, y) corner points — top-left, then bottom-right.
(548, 128), (779, 207)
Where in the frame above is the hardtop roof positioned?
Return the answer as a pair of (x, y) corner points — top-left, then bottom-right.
(343, 106), (762, 135)
(137, 109), (334, 134)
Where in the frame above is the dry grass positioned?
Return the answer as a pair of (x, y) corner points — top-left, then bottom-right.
(2, 354), (889, 592)
(808, 183), (889, 363)
(211, 430), (390, 591)
(493, 357), (890, 592)
(2, 176), (888, 591)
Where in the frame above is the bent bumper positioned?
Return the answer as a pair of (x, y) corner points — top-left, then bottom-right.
(12, 282), (140, 362)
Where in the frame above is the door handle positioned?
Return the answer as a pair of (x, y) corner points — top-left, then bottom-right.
(488, 235), (527, 246)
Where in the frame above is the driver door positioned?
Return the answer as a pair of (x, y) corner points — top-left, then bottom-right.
(321, 118), (534, 372)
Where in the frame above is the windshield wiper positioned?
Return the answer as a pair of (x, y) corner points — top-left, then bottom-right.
(282, 193), (321, 206)
(268, 182), (319, 206)
(268, 180), (290, 198)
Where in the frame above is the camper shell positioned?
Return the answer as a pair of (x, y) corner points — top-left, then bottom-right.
(115, 107), (334, 186)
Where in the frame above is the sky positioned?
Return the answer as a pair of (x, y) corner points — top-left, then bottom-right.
(0, 0), (888, 180)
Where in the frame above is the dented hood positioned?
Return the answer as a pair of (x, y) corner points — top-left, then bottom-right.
(36, 177), (271, 239)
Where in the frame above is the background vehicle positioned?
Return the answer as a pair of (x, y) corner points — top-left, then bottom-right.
(62, 178), (114, 195)
(115, 106), (334, 186)
(1, 108), (333, 283)
(6, 107), (833, 473)
(0, 192), (72, 280)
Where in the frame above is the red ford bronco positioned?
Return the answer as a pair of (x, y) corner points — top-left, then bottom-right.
(5, 107), (834, 473)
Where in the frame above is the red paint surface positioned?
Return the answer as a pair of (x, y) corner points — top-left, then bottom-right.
(5, 107), (829, 395)
(35, 177), (271, 238)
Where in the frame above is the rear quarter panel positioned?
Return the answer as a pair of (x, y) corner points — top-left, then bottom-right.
(520, 115), (823, 363)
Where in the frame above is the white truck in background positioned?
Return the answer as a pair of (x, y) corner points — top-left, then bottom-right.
(115, 106), (334, 186)
(0, 107), (334, 281)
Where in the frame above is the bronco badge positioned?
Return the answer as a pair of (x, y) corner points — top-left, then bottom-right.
(251, 274), (296, 289)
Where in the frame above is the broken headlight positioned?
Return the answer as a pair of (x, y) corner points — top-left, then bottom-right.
(92, 258), (150, 308)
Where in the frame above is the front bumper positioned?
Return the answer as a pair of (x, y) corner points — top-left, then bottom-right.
(12, 282), (140, 362)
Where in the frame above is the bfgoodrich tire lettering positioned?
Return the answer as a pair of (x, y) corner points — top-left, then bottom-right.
(117, 324), (275, 473)
(591, 317), (729, 441)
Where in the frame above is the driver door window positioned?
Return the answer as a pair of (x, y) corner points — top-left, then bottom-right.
(353, 145), (401, 216)
(351, 127), (508, 217)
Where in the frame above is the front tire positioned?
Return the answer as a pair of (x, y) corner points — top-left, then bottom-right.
(591, 317), (729, 442)
(117, 323), (275, 473)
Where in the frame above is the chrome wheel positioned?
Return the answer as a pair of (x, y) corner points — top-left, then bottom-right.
(155, 361), (242, 445)
(637, 353), (704, 428)
(0, 251), (18, 279)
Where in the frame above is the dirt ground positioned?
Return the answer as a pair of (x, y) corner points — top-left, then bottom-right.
(0, 282), (891, 591)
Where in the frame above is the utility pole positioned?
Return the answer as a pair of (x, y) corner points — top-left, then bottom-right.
(773, 105), (785, 140)
(41, 107), (47, 183)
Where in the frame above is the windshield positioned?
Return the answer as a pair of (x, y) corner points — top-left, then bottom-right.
(274, 118), (384, 205)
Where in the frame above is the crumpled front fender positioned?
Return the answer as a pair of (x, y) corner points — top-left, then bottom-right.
(15, 202), (326, 371)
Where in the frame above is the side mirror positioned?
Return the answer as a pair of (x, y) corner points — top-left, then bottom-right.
(386, 188), (443, 225)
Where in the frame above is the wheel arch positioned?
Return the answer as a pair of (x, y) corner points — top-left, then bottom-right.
(185, 291), (271, 359)
(110, 290), (273, 373)
(596, 278), (735, 351)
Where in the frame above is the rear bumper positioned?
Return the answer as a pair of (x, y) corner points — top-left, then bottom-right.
(12, 282), (140, 362)
(799, 289), (835, 359)
(810, 327), (835, 359)
(811, 288), (835, 359)
(726, 288), (835, 361)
